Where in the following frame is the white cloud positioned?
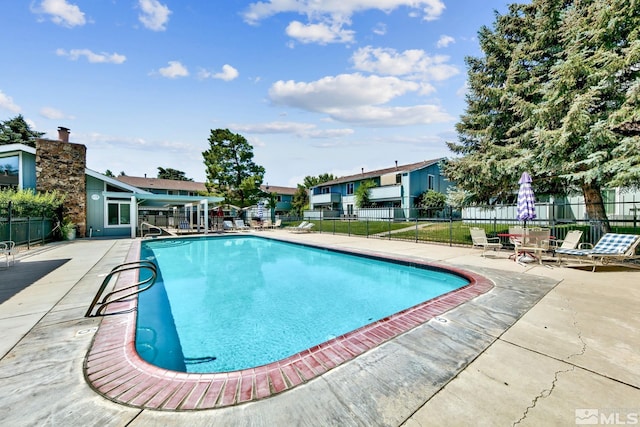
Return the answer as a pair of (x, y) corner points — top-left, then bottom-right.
(372, 23), (387, 36)
(231, 121), (354, 138)
(32, 0), (86, 28)
(0, 90), (21, 113)
(56, 48), (126, 64)
(351, 46), (459, 81)
(198, 64), (239, 81)
(269, 73), (419, 112)
(156, 61), (189, 78)
(436, 35), (455, 48)
(40, 107), (74, 120)
(285, 21), (355, 44)
(268, 73), (456, 126)
(243, 0), (445, 24)
(242, 0), (444, 44)
(328, 104), (453, 126)
(138, 0), (171, 31)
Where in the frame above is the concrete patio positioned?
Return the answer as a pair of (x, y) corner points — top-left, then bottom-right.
(0, 232), (638, 426)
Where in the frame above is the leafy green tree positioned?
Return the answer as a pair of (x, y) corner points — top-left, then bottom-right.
(354, 180), (376, 208)
(264, 191), (278, 221)
(104, 170), (115, 178)
(445, 0), (640, 233)
(303, 173), (336, 188)
(202, 129), (265, 207)
(415, 189), (447, 217)
(291, 185), (309, 217)
(0, 115), (45, 147)
(157, 167), (193, 181)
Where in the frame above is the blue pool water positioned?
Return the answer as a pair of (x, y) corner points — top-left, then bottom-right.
(136, 235), (469, 373)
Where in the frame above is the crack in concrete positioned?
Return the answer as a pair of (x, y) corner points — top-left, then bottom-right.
(512, 296), (586, 426)
(512, 365), (575, 426)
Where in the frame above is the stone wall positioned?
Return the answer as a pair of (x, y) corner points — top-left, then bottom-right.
(36, 138), (87, 237)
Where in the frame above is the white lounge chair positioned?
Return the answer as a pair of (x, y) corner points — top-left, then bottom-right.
(469, 228), (502, 257)
(222, 220), (236, 231)
(556, 233), (640, 271)
(235, 219), (250, 231)
(286, 221), (308, 230)
(1, 240), (16, 268)
(289, 222), (314, 233)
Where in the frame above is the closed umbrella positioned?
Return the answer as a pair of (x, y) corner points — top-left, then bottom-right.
(257, 202), (264, 220)
(516, 172), (536, 227)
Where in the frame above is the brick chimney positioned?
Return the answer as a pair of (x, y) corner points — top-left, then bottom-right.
(36, 128), (87, 237)
(57, 126), (70, 142)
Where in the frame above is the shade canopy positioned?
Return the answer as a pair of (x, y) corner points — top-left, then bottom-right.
(516, 172), (536, 222)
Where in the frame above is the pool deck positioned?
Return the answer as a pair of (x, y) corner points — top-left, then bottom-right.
(1, 232), (639, 426)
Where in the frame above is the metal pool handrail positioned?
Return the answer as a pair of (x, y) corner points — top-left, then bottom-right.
(85, 260), (157, 317)
(140, 222), (163, 238)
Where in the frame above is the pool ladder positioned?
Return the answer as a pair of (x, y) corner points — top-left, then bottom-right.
(140, 222), (163, 238)
(85, 260), (157, 317)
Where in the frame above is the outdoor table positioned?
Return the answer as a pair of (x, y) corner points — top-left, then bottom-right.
(497, 233), (555, 262)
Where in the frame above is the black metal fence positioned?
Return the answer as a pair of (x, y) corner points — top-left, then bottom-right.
(0, 201), (59, 249)
(296, 201), (640, 248)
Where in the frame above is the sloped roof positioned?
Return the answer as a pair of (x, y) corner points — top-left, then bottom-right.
(312, 159), (444, 188)
(260, 184), (297, 195)
(116, 176), (208, 193)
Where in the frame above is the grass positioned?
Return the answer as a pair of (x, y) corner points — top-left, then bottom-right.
(280, 219), (640, 248)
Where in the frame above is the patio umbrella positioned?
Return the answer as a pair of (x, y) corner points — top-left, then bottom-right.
(257, 202), (264, 220)
(516, 171), (536, 227)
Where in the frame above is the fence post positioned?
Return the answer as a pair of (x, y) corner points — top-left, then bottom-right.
(27, 216), (31, 249)
(449, 205), (453, 246)
(8, 200), (12, 243)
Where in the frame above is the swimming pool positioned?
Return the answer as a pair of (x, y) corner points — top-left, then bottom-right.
(137, 235), (469, 373)
(84, 236), (494, 410)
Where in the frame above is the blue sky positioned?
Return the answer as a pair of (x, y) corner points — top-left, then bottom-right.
(1, 0), (512, 187)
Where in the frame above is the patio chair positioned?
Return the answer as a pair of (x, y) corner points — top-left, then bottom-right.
(515, 228), (551, 264)
(234, 219), (250, 231)
(549, 230), (583, 254)
(286, 221), (308, 230)
(222, 220), (236, 231)
(555, 233), (640, 272)
(289, 222), (314, 233)
(469, 228), (503, 257)
(1, 240), (16, 268)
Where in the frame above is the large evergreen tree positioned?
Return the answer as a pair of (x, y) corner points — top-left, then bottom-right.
(445, 0), (640, 232)
(157, 167), (193, 181)
(0, 115), (45, 147)
(202, 129), (265, 207)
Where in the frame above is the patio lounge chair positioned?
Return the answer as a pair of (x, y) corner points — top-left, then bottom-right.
(289, 222), (314, 233)
(556, 233), (640, 272)
(469, 228), (502, 257)
(222, 220), (236, 231)
(235, 219), (250, 231)
(286, 221), (308, 230)
(1, 240), (16, 268)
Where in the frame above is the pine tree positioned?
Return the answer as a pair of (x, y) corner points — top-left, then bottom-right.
(445, 0), (640, 232)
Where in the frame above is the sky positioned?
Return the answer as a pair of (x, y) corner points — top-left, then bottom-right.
(1, 0), (514, 188)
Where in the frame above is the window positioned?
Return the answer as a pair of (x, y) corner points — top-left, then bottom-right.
(107, 201), (131, 226)
(396, 174), (401, 184)
(0, 155), (19, 189)
(321, 186), (330, 194)
(428, 174), (435, 190)
(346, 183), (354, 195)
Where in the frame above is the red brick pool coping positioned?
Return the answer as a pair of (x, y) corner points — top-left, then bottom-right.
(84, 238), (494, 411)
